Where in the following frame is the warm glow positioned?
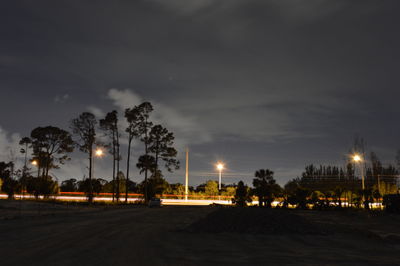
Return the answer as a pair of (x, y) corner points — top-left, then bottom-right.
(353, 154), (362, 162)
(95, 149), (104, 157)
(217, 163), (224, 171)
(31, 160), (38, 166)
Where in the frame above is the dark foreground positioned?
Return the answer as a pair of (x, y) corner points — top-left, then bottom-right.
(0, 200), (400, 265)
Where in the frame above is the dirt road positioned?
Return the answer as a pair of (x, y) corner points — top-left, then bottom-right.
(0, 201), (400, 265)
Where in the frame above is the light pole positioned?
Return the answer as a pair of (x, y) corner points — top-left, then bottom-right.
(31, 160), (40, 178)
(353, 154), (364, 190)
(89, 148), (104, 201)
(185, 148), (189, 201)
(92, 148), (104, 180)
(353, 153), (366, 205)
(216, 163), (224, 191)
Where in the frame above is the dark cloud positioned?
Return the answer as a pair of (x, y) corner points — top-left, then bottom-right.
(1, 0), (400, 185)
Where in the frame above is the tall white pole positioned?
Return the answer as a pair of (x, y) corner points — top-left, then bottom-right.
(185, 148), (189, 201)
(361, 163), (365, 191)
(219, 170), (222, 190)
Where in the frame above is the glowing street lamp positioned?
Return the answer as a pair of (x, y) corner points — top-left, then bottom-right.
(88, 148), (104, 201)
(353, 154), (362, 163)
(92, 148), (104, 179)
(352, 153), (365, 191)
(95, 149), (104, 157)
(31, 160), (40, 177)
(216, 163), (224, 190)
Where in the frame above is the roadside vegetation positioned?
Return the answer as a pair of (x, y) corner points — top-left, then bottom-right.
(0, 105), (399, 212)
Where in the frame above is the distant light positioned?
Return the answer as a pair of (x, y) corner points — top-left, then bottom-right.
(353, 154), (362, 162)
(95, 149), (104, 157)
(31, 160), (38, 166)
(217, 163), (224, 171)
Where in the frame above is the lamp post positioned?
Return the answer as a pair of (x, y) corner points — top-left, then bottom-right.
(353, 153), (366, 205)
(92, 148), (104, 180)
(353, 154), (364, 190)
(216, 163), (224, 191)
(89, 148), (104, 201)
(31, 160), (40, 178)
(185, 148), (189, 201)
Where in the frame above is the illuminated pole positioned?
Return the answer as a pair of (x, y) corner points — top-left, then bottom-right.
(217, 163), (224, 190)
(361, 162), (365, 191)
(92, 148), (104, 179)
(353, 154), (365, 203)
(32, 160), (40, 178)
(91, 148), (104, 200)
(185, 148), (189, 201)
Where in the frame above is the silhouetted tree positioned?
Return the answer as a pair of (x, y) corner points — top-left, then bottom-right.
(138, 173), (169, 199)
(124, 106), (141, 202)
(71, 112), (97, 202)
(24, 175), (58, 198)
(137, 154), (156, 178)
(309, 190), (325, 210)
(60, 178), (78, 192)
(2, 177), (19, 199)
(253, 169), (280, 207)
(30, 126), (74, 178)
(233, 181), (252, 207)
(78, 178), (106, 195)
(100, 110), (121, 201)
(0, 162), (13, 181)
(0, 161), (18, 199)
(282, 178), (300, 208)
(19, 137), (32, 196)
(361, 188), (374, 210)
(148, 125), (180, 177)
(333, 186), (345, 208)
(19, 137), (32, 176)
(135, 102), (154, 202)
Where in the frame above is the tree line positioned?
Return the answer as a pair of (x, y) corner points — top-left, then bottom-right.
(233, 153), (399, 209)
(1, 118), (399, 210)
(0, 102), (179, 203)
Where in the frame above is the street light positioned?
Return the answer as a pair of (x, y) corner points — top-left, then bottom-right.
(31, 160), (40, 177)
(95, 149), (104, 157)
(92, 148), (104, 179)
(88, 148), (104, 202)
(216, 162), (224, 190)
(353, 154), (362, 163)
(352, 153), (365, 191)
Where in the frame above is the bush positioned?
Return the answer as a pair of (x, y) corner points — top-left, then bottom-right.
(1, 177), (20, 199)
(383, 194), (400, 213)
(232, 181), (252, 207)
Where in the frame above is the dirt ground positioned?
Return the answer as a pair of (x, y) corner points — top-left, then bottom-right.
(1, 200), (400, 265)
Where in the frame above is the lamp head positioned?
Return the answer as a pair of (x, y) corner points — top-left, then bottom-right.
(95, 149), (104, 157)
(353, 154), (362, 162)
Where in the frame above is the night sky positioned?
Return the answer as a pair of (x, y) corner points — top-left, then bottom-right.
(1, 0), (400, 186)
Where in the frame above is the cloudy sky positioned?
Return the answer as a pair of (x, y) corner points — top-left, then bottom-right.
(1, 0), (399, 186)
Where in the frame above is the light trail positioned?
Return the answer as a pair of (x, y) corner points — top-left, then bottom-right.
(0, 194), (384, 208)
(0, 194), (233, 206)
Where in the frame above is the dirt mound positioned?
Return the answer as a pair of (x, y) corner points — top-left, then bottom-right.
(187, 207), (329, 235)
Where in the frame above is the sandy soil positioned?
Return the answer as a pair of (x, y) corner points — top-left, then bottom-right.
(0, 200), (400, 265)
